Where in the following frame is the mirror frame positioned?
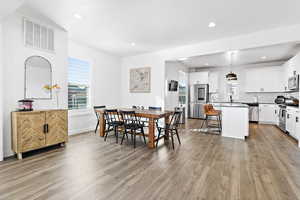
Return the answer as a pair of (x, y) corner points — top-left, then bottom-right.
(24, 55), (53, 100)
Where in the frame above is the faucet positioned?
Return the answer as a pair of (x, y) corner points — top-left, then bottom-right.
(230, 95), (233, 103)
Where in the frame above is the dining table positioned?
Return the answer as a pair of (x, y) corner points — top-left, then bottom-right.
(95, 108), (173, 148)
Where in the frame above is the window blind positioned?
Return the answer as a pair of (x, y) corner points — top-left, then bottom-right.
(68, 57), (91, 110)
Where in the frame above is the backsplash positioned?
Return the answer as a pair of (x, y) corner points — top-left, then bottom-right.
(210, 92), (299, 103)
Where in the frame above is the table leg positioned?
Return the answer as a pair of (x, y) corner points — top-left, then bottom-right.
(99, 113), (106, 137)
(148, 118), (155, 148)
(164, 115), (170, 141)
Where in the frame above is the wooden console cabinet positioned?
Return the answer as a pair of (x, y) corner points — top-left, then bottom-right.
(11, 109), (68, 160)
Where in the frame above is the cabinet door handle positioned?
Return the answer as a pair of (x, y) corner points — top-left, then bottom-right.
(46, 124), (49, 133)
(43, 124), (47, 133)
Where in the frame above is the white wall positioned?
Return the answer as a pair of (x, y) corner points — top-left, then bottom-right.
(68, 41), (121, 135)
(164, 61), (187, 110)
(2, 12), (68, 157)
(121, 24), (300, 107)
(0, 22), (4, 161)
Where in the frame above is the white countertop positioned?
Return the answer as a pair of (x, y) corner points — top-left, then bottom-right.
(212, 103), (249, 108)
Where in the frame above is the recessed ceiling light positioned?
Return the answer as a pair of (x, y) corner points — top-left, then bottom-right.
(261, 56), (267, 59)
(73, 13), (82, 19)
(178, 57), (188, 61)
(131, 42), (136, 46)
(208, 22), (216, 28)
(205, 63), (209, 66)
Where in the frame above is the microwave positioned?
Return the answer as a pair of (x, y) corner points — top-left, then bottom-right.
(288, 74), (299, 90)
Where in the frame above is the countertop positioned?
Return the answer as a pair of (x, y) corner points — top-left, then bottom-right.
(211, 103), (249, 108)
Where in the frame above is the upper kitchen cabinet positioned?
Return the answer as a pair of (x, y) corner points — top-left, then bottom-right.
(282, 53), (300, 91)
(189, 71), (209, 85)
(208, 71), (219, 93)
(245, 66), (285, 93)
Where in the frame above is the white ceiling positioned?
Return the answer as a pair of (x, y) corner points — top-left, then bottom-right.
(175, 42), (300, 68)
(13, 0), (300, 56)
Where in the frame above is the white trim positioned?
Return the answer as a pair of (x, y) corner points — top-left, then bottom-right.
(68, 126), (94, 135)
(68, 108), (93, 117)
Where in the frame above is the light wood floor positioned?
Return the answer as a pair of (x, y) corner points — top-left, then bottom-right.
(1, 119), (300, 200)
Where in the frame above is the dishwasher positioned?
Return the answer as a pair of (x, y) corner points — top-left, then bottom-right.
(247, 103), (259, 122)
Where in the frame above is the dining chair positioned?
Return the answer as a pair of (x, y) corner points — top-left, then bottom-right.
(201, 104), (222, 133)
(104, 109), (124, 143)
(120, 110), (147, 148)
(156, 111), (182, 149)
(94, 106), (106, 133)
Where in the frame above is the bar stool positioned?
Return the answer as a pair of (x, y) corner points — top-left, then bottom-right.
(201, 104), (222, 133)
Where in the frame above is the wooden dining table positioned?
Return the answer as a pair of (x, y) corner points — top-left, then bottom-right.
(95, 108), (173, 148)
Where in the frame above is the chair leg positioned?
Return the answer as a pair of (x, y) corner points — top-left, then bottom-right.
(104, 128), (109, 141)
(94, 120), (99, 133)
(200, 118), (206, 128)
(141, 128), (146, 144)
(114, 126), (118, 144)
(171, 131), (175, 149)
(175, 129), (181, 145)
(133, 130), (137, 148)
(121, 129), (127, 145)
(218, 116), (222, 133)
(156, 128), (162, 148)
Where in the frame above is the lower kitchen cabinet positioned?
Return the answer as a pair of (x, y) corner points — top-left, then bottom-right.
(259, 104), (278, 124)
(286, 107), (299, 140)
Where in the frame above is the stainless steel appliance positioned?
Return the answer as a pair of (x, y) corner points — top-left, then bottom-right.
(188, 84), (209, 119)
(285, 97), (299, 107)
(288, 74), (299, 91)
(278, 105), (287, 132)
(274, 96), (285, 104)
(247, 103), (259, 122)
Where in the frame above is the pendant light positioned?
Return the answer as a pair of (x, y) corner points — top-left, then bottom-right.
(226, 51), (237, 81)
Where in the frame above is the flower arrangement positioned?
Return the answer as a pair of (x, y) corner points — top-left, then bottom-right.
(43, 84), (61, 90)
(43, 84), (61, 108)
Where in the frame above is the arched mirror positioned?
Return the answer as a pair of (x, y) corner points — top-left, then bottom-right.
(25, 56), (52, 99)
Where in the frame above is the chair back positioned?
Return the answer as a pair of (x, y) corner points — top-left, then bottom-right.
(120, 110), (139, 126)
(148, 106), (162, 111)
(168, 111), (182, 128)
(94, 106), (106, 119)
(203, 104), (214, 114)
(104, 109), (121, 124)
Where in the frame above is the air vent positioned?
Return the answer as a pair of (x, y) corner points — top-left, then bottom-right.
(24, 18), (55, 52)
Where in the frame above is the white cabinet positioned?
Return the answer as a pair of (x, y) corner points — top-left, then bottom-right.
(259, 104), (278, 124)
(208, 71), (219, 93)
(286, 107), (298, 140)
(189, 72), (209, 85)
(245, 66), (285, 93)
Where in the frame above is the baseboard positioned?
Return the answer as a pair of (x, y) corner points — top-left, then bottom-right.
(68, 126), (95, 135)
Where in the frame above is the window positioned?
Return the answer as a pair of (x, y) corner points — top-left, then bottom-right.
(68, 57), (91, 110)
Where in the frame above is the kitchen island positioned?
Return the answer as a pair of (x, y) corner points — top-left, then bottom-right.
(212, 103), (249, 140)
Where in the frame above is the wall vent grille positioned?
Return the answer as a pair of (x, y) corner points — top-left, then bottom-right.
(24, 18), (55, 52)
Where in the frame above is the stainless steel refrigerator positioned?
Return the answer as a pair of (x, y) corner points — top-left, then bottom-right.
(188, 84), (209, 119)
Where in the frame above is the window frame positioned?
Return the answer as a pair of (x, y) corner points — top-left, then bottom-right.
(68, 57), (92, 110)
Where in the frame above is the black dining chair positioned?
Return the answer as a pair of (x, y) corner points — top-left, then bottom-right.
(156, 111), (182, 149)
(104, 109), (124, 143)
(120, 110), (146, 148)
(94, 106), (106, 133)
